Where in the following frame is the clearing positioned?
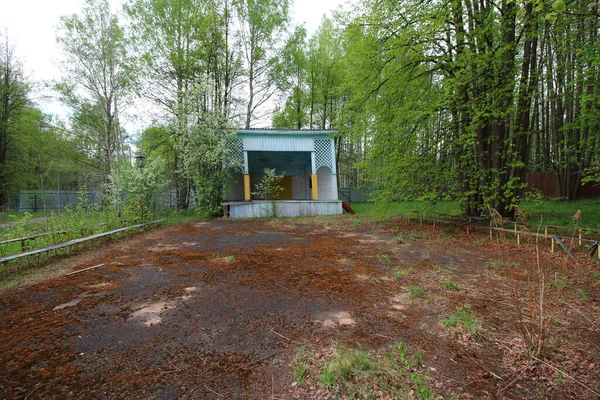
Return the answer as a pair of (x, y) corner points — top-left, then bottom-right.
(0, 217), (599, 399)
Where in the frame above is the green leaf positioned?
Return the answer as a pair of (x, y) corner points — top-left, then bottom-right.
(552, 0), (566, 13)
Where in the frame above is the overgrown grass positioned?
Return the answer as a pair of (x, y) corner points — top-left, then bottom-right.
(0, 209), (122, 257)
(352, 199), (600, 229)
(520, 198), (600, 228)
(0, 203), (177, 284)
(0, 210), (47, 223)
(352, 201), (460, 220)
(442, 306), (481, 336)
(295, 342), (435, 399)
(162, 213), (205, 224)
(293, 346), (312, 387)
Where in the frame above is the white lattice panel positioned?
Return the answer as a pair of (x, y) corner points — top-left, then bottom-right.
(314, 139), (333, 171)
(225, 137), (244, 168)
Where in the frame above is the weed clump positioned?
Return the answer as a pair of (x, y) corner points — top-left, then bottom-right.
(442, 306), (481, 336)
(408, 285), (426, 299)
(292, 342), (435, 399)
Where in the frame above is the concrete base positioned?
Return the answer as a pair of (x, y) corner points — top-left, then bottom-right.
(223, 200), (343, 218)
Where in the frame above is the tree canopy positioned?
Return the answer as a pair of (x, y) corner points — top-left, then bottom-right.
(0, 0), (598, 216)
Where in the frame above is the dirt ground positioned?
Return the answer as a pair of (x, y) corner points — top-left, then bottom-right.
(0, 216), (599, 399)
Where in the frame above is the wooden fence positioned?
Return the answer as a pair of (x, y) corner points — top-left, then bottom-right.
(525, 173), (600, 199)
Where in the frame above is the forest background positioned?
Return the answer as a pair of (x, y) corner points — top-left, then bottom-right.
(1, 0), (598, 218)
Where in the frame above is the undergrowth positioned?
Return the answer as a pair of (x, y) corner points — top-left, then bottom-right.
(442, 306), (481, 336)
(294, 342), (436, 399)
(352, 199), (600, 229)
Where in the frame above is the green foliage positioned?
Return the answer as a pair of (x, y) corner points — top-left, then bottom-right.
(272, 26), (309, 129)
(57, 0), (135, 185)
(106, 156), (167, 222)
(441, 280), (461, 291)
(309, 342), (435, 398)
(293, 346), (313, 387)
(234, 0), (290, 128)
(484, 259), (518, 274)
(0, 198), (121, 258)
(589, 270), (600, 286)
(408, 285), (426, 299)
(353, 200), (600, 229)
(552, 0), (567, 13)
(320, 343), (375, 388)
(442, 306), (481, 336)
(473, 238), (487, 247)
(294, 362), (308, 387)
(376, 253), (391, 264)
(3, 213), (33, 242)
(394, 267), (414, 281)
(576, 288), (590, 302)
(319, 0), (599, 216)
(0, 34), (31, 208)
(392, 235), (406, 244)
(126, 0), (242, 211)
(252, 168), (285, 200)
(272, 17), (346, 132)
(582, 162), (600, 186)
(352, 201), (461, 220)
(547, 276), (570, 290)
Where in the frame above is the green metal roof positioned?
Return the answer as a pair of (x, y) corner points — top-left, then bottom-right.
(236, 129), (337, 136)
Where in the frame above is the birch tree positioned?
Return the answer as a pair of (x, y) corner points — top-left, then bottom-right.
(126, 0), (242, 209)
(56, 0), (134, 185)
(234, 0), (290, 128)
(0, 34), (28, 208)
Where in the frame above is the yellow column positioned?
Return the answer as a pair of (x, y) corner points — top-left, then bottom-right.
(244, 174), (251, 201)
(311, 174), (319, 200)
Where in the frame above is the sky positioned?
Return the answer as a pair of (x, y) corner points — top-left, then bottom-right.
(0, 0), (355, 134)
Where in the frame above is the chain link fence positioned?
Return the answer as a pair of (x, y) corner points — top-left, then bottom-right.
(337, 188), (375, 203)
(15, 190), (194, 212)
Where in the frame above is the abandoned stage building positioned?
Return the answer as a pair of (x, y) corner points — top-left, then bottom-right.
(222, 129), (343, 218)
